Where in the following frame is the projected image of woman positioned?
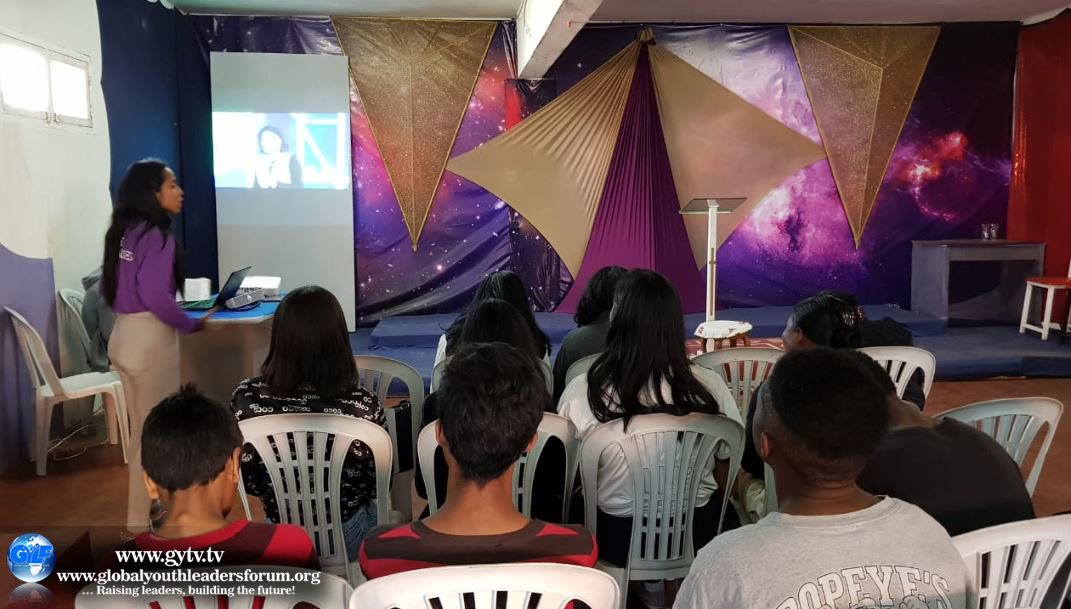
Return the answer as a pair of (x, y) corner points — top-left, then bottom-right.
(254, 125), (303, 189)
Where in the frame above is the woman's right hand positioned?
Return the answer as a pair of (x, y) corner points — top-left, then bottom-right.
(194, 307), (221, 332)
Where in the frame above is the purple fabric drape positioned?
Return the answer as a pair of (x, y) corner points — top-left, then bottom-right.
(558, 44), (705, 313)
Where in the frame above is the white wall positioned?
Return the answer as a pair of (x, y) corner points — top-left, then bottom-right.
(0, 0), (112, 292)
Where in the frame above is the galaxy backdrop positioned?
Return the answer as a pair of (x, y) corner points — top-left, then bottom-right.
(193, 20), (1017, 324)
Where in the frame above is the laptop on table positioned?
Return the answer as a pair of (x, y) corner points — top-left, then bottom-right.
(180, 266), (252, 311)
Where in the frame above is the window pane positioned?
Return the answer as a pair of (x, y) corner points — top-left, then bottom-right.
(50, 59), (88, 119)
(0, 42), (49, 112)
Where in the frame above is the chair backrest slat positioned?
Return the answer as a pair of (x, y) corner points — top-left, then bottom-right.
(418, 413), (579, 521)
(692, 348), (783, 419)
(347, 563), (620, 609)
(564, 353), (601, 390)
(858, 346), (937, 399)
(59, 288), (93, 368)
(954, 514), (1071, 609)
(354, 355), (426, 475)
(238, 413), (392, 577)
(581, 413), (744, 580)
(935, 397), (1062, 495)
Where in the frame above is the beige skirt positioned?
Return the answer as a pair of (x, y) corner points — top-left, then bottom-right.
(109, 312), (180, 530)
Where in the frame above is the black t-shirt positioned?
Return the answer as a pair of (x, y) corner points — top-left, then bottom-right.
(858, 418), (1035, 536)
(552, 318), (610, 402)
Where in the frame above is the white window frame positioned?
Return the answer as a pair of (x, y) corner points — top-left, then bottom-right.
(49, 50), (93, 127)
(0, 30), (93, 128)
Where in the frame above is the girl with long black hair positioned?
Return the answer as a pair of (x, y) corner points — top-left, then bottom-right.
(434, 270), (550, 367)
(231, 286), (386, 556)
(557, 269), (742, 567)
(102, 159), (209, 530)
(552, 265), (626, 400)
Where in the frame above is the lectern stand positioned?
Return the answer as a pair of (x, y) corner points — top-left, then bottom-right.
(680, 198), (752, 348)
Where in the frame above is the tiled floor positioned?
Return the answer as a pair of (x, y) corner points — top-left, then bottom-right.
(1, 377), (1067, 529)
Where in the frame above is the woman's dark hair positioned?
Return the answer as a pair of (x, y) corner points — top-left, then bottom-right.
(101, 159), (185, 305)
(574, 266), (627, 326)
(453, 298), (542, 360)
(792, 291), (862, 348)
(261, 285), (356, 399)
(257, 125), (289, 153)
(445, 270), (550, 357)
(587, 270), (722, 427)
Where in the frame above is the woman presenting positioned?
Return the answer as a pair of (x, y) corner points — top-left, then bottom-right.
(101, 159), (211, 531)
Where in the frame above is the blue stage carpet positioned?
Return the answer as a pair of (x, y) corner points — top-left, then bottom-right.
(353, 308), (1071, 389)
(368, 305), (944, 349)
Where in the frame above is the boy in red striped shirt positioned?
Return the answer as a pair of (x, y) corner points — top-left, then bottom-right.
(359, 343), (597, 579)
(102, 386), (319, 572)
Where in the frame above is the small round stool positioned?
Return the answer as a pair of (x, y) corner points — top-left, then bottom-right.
(693, 320), (754, 353)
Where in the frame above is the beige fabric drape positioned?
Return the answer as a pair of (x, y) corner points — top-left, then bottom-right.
(790, 26), (939, 245)
(447, 42), (640, 276)
(334, 18), (496, 249)
(109, 312), (180, 530)
(448, 36), (827, 272)
(647, 43), (826, 265)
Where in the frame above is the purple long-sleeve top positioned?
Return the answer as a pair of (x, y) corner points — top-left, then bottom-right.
(111, 222), (198, 333)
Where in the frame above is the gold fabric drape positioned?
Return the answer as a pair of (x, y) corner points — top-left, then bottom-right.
(449, 36), (826, 272)
(791, 26), (939, 245)
(447, 43), (640, 275)
(334, 18), (495, 249)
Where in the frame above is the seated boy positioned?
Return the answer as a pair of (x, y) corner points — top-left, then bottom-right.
(360, 342), (596, 579)
(850, 350), (1034, 536)
(102, 385), (318, 571)
(675, 348), (971, 609)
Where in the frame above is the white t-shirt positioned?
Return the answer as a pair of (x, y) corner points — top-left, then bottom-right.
(674, 497), (973, 609)
(557, 365), (743, 516)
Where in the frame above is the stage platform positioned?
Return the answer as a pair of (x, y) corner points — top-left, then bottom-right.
(354, 306), (1071, 389)
(367, 305), (945, 349)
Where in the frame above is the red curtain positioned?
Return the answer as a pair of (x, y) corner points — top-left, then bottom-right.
(1008, 12), (1071, 282)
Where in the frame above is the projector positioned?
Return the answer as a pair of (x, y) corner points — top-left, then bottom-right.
(239, 276), (281, 300)
(225, 289), (266, 310)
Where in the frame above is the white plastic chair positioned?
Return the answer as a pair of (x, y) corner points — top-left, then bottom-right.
(954, 514), (1071, 609)
(935, 397), (1063, 495)
(764, 462), (778, 516)
(580, 413), (744, 609)
(564, 353), (601, 389)
(58, 288), (98, 428)
(236, 413), (393, 581)
(58, 288), (92, 366)
(692, 347), (783, 418)
(417, 413), (579, 520)
(76, 566), (352, 608)
(5, 306), (129, 475)
(858, 345), (936, 398)
(348, 563), (620, 609)
(354, 355), (425, 475)
(433, 356), (554, 394)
